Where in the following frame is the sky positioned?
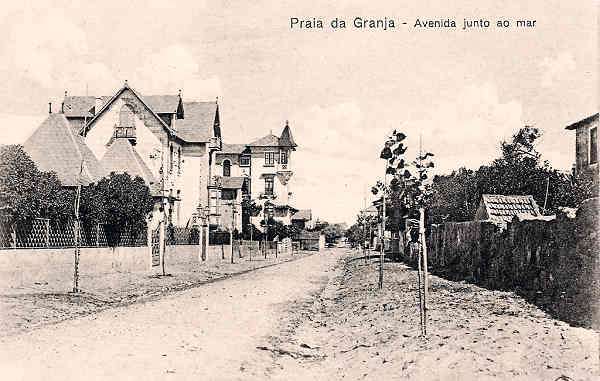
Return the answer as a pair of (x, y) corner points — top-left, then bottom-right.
(0, 0), (597, 225)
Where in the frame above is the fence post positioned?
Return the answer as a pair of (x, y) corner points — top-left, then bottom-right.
(11, 225), (16, 248)
(96, 224), (100, 247)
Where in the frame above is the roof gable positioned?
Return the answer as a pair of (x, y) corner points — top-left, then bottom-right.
(23, 114), (105, 186)
(479, 194), (541, 223)
(219, 143), (248, 154)
(82, 83), (174, 136)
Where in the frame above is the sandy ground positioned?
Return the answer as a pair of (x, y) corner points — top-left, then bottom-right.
(0, 248), (312, 337)
(0, 248), (343, 381)
(1, 248), (597, 380)
(267, 250), (600, 381)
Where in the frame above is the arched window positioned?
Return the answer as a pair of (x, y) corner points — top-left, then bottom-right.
(223, 159), (231, 177)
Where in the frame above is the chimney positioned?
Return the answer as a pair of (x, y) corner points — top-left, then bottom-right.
(95, 96), (103, 114)
(48, 102), (52, 114)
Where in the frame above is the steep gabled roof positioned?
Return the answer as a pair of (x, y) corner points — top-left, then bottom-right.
(23, 113), (105, 186)
(565, 113), (599, 130)
(479, 194), (541, 224)
(291, 209), (312, 221)
(280, 122), (297, 147)
(176, 101), (219, 143)
(100, 139), (161, 196)
(144, 95), (181, 114)
(82, 82), (174, 136)
(248, 134), (280, 147)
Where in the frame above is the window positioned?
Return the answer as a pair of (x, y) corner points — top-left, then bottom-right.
(177, 148), (182, 174)
(240, 155), (250, 167)
(223, 159), (231, 177)
(265, 177), (274, 195)
(590, 127), (598, 164)
(169, 144), (174, 172)
(280, 150), (288, 165)
(264, 152), (276, 167)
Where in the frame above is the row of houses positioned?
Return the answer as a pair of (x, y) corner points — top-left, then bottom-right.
(22, 81), (315, 234)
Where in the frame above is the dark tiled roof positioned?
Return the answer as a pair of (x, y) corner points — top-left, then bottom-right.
(291, 209), (312, 221)
(100, 139), (160, 196)
(565, 113), (598, 130)
(176, 101), (218, 143)
(23, 113), (105, 186)
(219, 143), (248, 154)
(248, 134), (280, 147)
(280, 124), (297, 147)
(144, 95), (181, 114)
(63, 96), (111, 117)
(480, 194), (541, 223)
(221, 177), (246, 189)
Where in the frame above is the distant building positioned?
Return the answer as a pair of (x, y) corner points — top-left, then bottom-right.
(565, 113), (598, 184)
(291, 209), (313, 230)
(213, 121), (298, 231)
(475, 194), (543, 226)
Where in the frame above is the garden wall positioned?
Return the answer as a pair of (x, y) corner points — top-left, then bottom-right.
(0, 246), (150, 291)
(421, 198), (599, 329)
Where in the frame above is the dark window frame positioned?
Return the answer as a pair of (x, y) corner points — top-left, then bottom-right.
(264, 152), (276, 167)
(264, 176), (274, 195)
(240, 155), (251, 167)
(590, 127), (598, 164)
(223, 159), (231, 177)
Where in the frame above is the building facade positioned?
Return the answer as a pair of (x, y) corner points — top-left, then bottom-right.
(63, 81), (221, 227)
(213, 121), (298, 231)
(565, 113), (599, 185)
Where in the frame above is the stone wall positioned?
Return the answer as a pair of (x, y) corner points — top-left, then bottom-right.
(419, 198), (599, 329)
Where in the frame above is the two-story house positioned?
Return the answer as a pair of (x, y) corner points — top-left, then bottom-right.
(566, 113), (598, 185)
(213, 121), (298, 231)
(63, 81), (222, 227)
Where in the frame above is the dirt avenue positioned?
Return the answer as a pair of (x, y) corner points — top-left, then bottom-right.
(1, 248), (598, 380)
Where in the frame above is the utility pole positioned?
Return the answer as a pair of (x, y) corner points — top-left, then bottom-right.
(72, 160), (83, 293)
(230, 201), (236, 264)
(419, 133), (428, 336)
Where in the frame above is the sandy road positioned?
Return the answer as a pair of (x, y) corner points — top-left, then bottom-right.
(0, 249), (345, 381)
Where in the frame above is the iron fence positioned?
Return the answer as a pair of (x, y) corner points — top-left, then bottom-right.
(166, 226), (200, 245)
(0, 217), (147, 249)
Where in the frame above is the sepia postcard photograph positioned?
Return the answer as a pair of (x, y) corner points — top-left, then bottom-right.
(0, 1), (598, 380)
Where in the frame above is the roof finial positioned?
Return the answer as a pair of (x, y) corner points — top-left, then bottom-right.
(215, 96), (219, 104)
(178, 89), (182, 97)
(124, 79), (128, 87)
(270, 129), (273, 135)
(64, 90), (68, 98)
(285, 119), (289, 127)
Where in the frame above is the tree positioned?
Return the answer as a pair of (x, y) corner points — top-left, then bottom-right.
(241, 198), (262, 241)
(81, 172), (154, 246)
(0, 144), (73, 225)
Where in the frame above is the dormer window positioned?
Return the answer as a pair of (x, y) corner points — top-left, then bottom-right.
(280, 150), (288, 165)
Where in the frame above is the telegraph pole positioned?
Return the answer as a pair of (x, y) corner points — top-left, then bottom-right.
(72, 160), (83, 293)
(379, 162), (386, 289)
